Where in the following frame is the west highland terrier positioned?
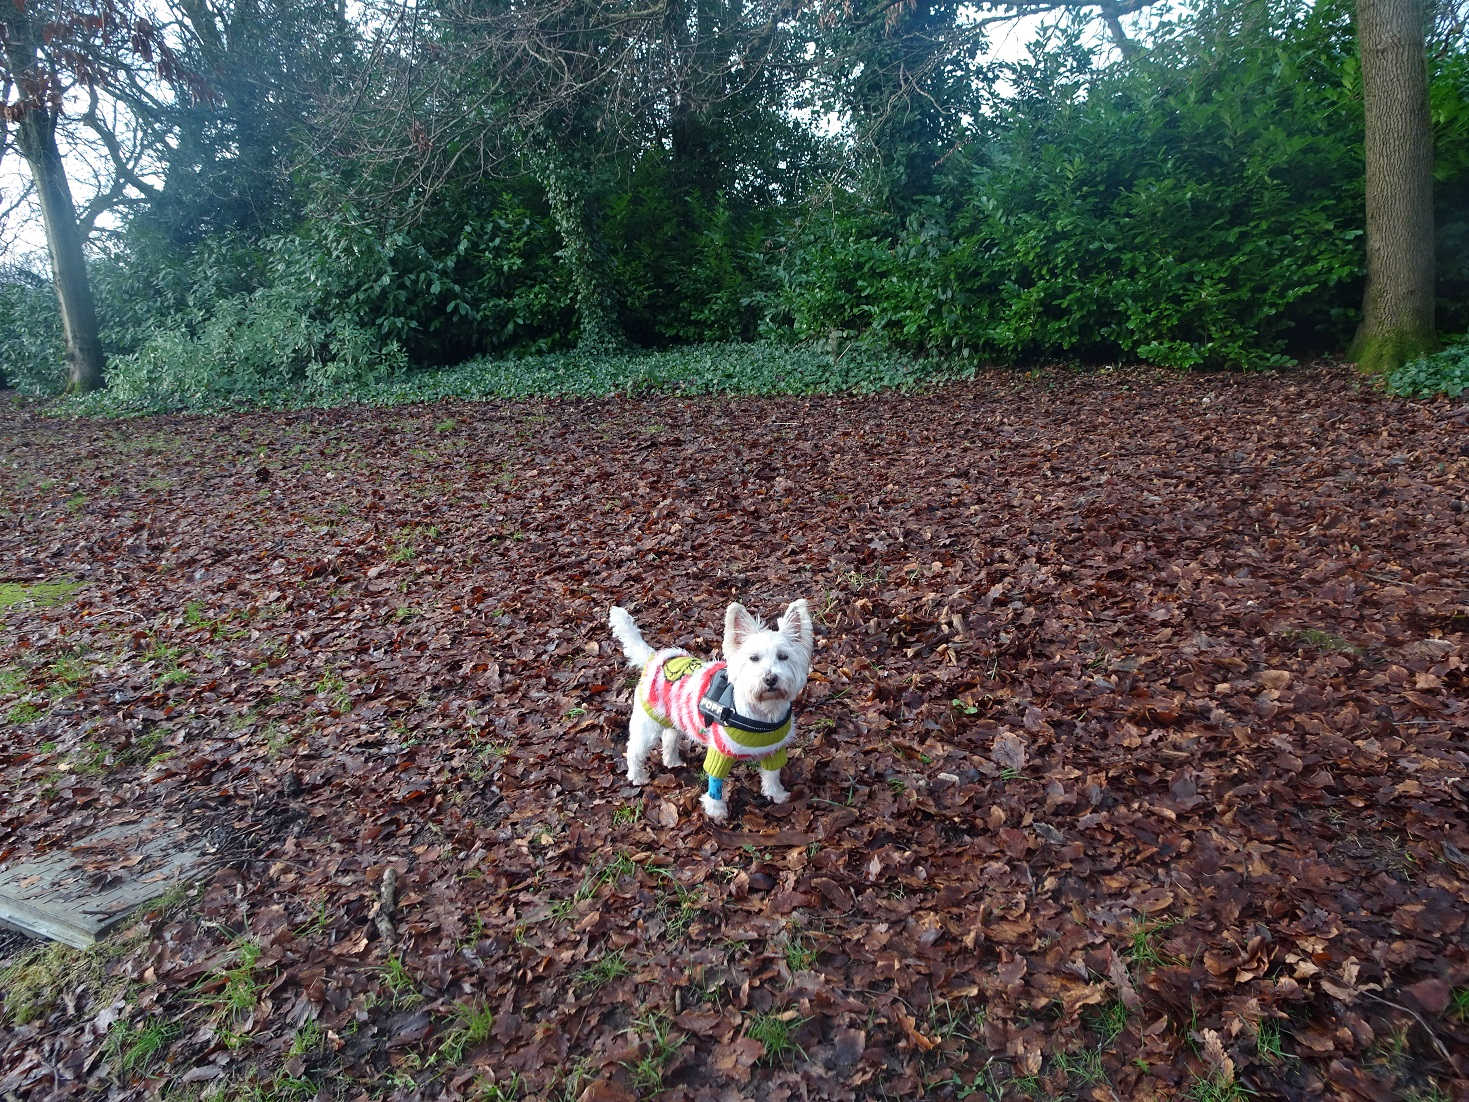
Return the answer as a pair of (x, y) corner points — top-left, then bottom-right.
(609, 600), (814, 821)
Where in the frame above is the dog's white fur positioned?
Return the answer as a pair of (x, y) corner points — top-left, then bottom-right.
(609, 600), (814, 820)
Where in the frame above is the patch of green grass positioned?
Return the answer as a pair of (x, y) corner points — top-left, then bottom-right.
(44, 653), (90, 696)
(228, 1070), (320, 1101)
(1, 941), (116, 1025)
(1087, 999), (1128, 1045)
(1283, 627), (1360, 654)
(1449, 985), (1469, 1023)
(294, 900), (331, 939)
(288, 1021), (324, 1058)
(574, 950), (630, 991)
(1128, 916), (1180, 969)
(183, 601), (244, 640)
(105, 1016), (177, 1076)
(924, 997), (983, 1047)
(1187, 1074), (1252, 1102)
(74, 739), (111, 775)
(781, 930), (818, 972)
(1256, 1019), (1287, 1062)
(470, 1073), (523, 1101)
(625, 1011), (682, 1095)
(434, 417), (458, 432)
(555, 1059), (593, 1102)
(220, 939), (264, 1017)
(612, 800), (642, 826)
(1053, 1044), (1106, 1088)
(194, 937), (264, 1041)
(745, 1010), (809, 1067)
(649, 869), (700, 938)
(313, 670), (351, 712)
(434, 1000), (495, 1065)
(0, 579), (82, 613)
(382, 955), (421, 1007)
(5, 701), (43, 725)
(0, 665), (26, 695)
(141, 635), (191, 687)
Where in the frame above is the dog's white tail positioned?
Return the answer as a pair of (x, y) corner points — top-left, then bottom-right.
(608, 606), (654, 668)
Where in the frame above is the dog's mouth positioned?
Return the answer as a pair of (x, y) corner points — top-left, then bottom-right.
(757, 687), (788, 702)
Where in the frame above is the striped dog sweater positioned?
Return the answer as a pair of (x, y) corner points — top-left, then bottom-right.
(638, 649), (793, 784)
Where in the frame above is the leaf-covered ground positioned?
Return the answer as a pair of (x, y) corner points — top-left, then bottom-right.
(1, 367), (1466, 1101)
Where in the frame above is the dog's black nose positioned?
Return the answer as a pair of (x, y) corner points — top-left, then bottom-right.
(763, 673), (779, 689)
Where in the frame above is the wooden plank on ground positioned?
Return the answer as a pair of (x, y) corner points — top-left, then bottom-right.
(0, 817), (205, 948)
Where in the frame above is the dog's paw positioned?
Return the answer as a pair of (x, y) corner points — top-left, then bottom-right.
(628, 768), (650, 786)
(760, 771), (791, 804)
(700, 793), (730, 821)
(662, 748), (684, 768)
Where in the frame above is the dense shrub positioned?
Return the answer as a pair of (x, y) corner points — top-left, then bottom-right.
(1384, 341), (1469, 398)
(0, 270), (64, 395)
(603, 151), (783, 345)
(774, 2), (1373, 369)
(279, 184), (575, 364)
(100, 285), (407, 412)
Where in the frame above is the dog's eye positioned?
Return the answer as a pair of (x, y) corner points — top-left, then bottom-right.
(748, 653), (761, 662)
(777, 651), (789, 661)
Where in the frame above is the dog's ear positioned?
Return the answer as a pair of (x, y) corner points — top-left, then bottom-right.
(724, 602), (757, 657)
(779, 599), (814, 654)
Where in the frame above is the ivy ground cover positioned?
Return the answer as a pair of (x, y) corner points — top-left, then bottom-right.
(1, 367), (1466, 1100)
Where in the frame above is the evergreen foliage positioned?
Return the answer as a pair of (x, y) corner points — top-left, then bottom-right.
(3, 0), (1467, 407)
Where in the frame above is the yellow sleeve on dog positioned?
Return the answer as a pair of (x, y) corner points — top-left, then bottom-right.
(703, 746), (787, 780)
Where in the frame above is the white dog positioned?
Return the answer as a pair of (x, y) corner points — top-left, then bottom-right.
(609, 600), (814, 821)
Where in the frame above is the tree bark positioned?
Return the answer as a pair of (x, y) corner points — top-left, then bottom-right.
(3, 17), (106, 393)
(15, 109), (105, 394)
(1350, 0), (1436, 373)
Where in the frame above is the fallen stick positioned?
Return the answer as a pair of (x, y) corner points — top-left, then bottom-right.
(376, 867), (399, 943)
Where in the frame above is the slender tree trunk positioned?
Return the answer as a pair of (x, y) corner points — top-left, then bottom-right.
(1350, 0), (1436, 373)
(4, 14), (105, 394)
(17, 107), (105, 394)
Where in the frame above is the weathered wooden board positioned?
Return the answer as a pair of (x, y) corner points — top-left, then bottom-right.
(0, 818), (205, 948)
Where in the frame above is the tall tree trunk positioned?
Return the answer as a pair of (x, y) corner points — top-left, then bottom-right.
(17, 108), (105, 395)
(4, 17), (105, 394)
(1350, 0), (1436, 373)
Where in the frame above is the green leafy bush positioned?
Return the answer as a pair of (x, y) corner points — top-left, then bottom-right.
(1384, 341), (1469, 398)
(94, 286), (407, 412)
(776, 2), (1372, 369)
(279, 184), (574, 365)
(70, 341), (955, 414)
(0, 269), (65, 396)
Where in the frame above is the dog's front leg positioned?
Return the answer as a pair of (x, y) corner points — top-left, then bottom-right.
(760, 766), (790, 804)
(700, 775), (729, 820)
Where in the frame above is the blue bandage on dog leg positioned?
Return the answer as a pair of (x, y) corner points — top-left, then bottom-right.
(707, 776), (725, 801)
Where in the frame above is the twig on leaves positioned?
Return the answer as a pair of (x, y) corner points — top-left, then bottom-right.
(1364, 992), (1462, 1076)
(376, 866), (399, 944)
